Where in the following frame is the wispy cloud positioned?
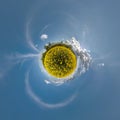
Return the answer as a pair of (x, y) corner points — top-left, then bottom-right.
(6, 53), (39, 60)
(0, 59), (15, 80)
(25, 71), (77, 109)
(26, 21), (40, 53)
(0, 53), (39, 80)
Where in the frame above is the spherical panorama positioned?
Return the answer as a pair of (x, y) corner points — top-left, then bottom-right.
(40, 37), (92, 85)
(42, 43), (77, 78)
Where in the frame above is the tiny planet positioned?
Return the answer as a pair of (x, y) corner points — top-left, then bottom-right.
(42, 43), (77, 78)
(40, 37), (92, 85)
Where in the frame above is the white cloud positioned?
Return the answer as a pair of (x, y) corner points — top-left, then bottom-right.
(44, 80), (50, 84)
(40, 34), (48, 40)
(98, 63), (105, 67)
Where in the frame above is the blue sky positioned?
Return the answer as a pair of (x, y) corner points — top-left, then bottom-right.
(0, 0), (120, 120)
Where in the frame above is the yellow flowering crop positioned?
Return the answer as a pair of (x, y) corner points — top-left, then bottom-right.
(42, 44), (77, 78)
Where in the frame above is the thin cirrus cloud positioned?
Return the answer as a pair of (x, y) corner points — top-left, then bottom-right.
(0, 53), (39, 80)
(25, 71), (77, 109)
(26, 21), (40, 53)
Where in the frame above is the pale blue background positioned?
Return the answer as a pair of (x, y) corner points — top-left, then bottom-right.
(0, 0), (120, 120)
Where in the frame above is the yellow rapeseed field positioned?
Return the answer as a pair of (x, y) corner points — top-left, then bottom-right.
(42, 44), (77, 78)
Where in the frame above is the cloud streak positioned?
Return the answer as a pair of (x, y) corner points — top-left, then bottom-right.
(0, 53), (39, 80)
(6, 53), (39, 60)
(0, 58), (16, 80)
(26, 21), (40, 53)
(25, 71), (77, 109)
